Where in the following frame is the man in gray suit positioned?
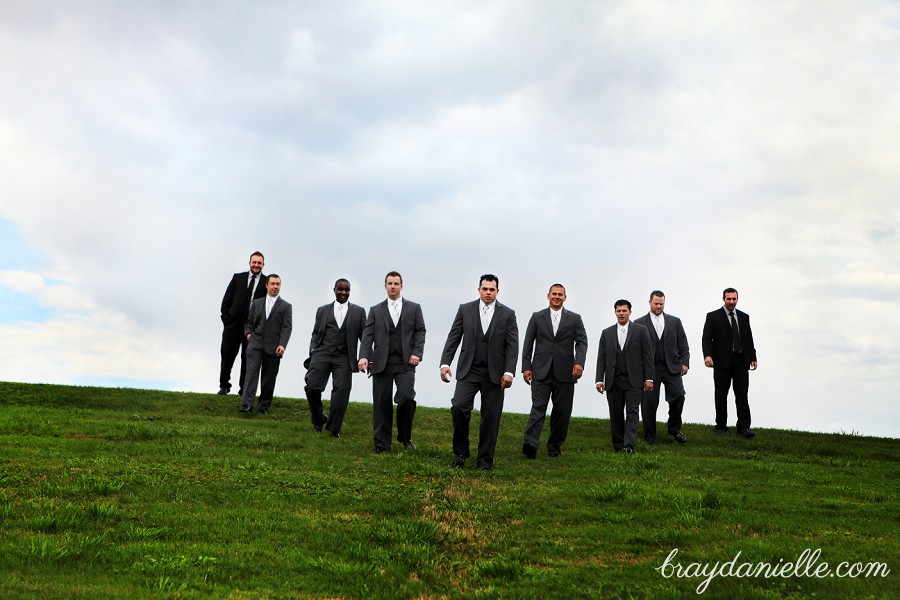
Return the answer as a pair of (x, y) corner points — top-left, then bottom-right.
(304, 279), (366, 437)
(634, 291), (690, 445)
(520, 283), (588, 459)
(595, 299), (654, 453)
(358, 271), (427, 453)
(241, 274), (292, 415)
(440, 274), (518, 471)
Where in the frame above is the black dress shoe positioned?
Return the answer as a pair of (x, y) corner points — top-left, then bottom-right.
(714, 427), (727, 436)
(522, 443), (537, 459)
(313, 424), (323, 433)
(548, 450), (561, 458)
(374, 446), (389, 454)
(258, 409), (269, 415)
(239, 406), (252, 413)
(217, 387), (230, 395)
(402, 440), (417, 450)
(671, 431), (687, 444)
(478, 464), (493, 471)
(237, 389), (243, 396)
(331, 432), (340, 439)
(451, 455), (465, 468)
(738, 428), (756, 439)
(644, 437), (656, 445)
(623, 446), (635, 454)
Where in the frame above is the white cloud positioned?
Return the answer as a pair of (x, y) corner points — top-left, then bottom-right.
(0, 1), (898, 437)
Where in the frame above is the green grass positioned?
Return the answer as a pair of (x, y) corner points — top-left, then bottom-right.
(0, 381), (896, 599)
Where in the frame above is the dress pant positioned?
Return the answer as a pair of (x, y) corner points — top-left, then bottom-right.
(241, 348), (281, 412)
(607, 378), (642, 451)
(451, 363), (504, 469)
(219, 324), (249, 393)
(641, 361), (686, 442)
(305, 351), (353, 433)
(714, 353), (751, 430)
(372, 355), (417, 450)
(523, 375), (574, 454)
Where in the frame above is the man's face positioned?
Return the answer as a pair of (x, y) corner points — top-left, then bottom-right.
(479, 280), (498, 304)
(650, 295), (665, 316)
(266, 277), (281, 297)
(249, 254), (264, 275)
(547, 286), (566, 310)
(615, 304), (631, 325)
(334, 281), (351, 304)
(385, 276), (403, 301)
(723, 292), (738, 312)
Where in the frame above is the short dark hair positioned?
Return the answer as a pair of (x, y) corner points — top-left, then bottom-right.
(480, 274), (499, 288)
(385, 271), (403, 284)
(334, 278), (350, 289)
(250, 251), (265, 261)
(268, 273), (281, 281)
(722, 287), (738, 298)
(650, 290), (665, 300)
(614, 299), (632, 310)
(548, 283), (566, 293)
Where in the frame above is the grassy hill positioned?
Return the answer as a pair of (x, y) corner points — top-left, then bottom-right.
(0, 381), (896, 599)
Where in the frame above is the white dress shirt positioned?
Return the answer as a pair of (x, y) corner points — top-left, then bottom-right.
(334, 301), (347, 327)
(389, 297), (403, 326)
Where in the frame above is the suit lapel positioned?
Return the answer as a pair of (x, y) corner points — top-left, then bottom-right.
(649, 315), (661, 343)
(485, 302), (501, 340)
(380, 300), (391, 333)
(624, 323), (635, 349)
(542, 309), (554, 338)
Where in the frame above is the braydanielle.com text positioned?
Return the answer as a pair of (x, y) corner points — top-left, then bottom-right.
(656, 548), (890, 594)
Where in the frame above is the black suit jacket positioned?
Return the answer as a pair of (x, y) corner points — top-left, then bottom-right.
(244, 296), (292, 355)
(306, 301), (366, 371)
(521, 308), (588, 382)
(221, 271), (268, 328)
(634, 312), (690, 376)
(702, 307), (757, 369)
(359, 299), (426, 374)
(440, 300), (518, 385)
(595, 322), (655, 391)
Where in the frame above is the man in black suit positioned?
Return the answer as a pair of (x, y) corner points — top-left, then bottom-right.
(702, 287), (758, 438)
(304, 279), (366, 438)
(520, 283), (588, 459)
(218, 251), (268, 395)
(241, 274), (292, 415)
(358, 271), (427, 453)
(595, 299), (655, 453)
(634, 291), (690, 445)
(440, 274), (518, 471)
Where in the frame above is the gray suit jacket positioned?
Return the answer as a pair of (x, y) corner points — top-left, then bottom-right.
(634, 312), (690, 376)
(245, 296), (292, 355)
(306, 301), (366, 371)
(521, 308), (588, 382)
(440, 300), (518, 385)
(595, 321), (654, 391)
(359, 299), (426, 374)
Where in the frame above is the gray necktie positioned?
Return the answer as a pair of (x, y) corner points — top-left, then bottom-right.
(481, 305), (491, 334)
(390, 301), (400, 326)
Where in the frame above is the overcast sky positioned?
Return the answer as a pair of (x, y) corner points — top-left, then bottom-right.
(1, 1), (898, 438)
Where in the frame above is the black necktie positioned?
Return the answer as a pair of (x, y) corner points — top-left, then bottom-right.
(247, 275), (257, 306)
(729, 311), (742, 353)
